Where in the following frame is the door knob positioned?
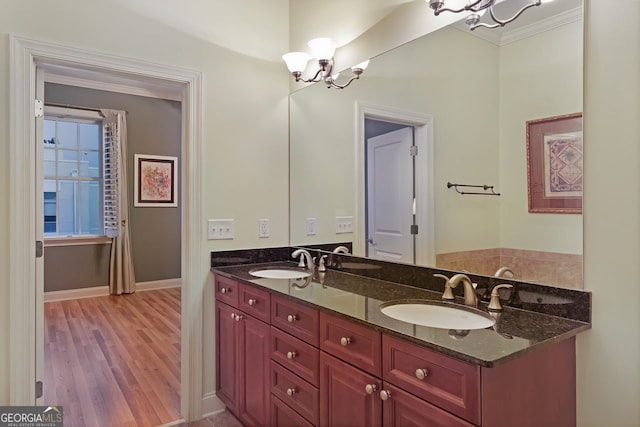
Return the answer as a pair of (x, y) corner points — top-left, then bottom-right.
(367, 238), (377, 246)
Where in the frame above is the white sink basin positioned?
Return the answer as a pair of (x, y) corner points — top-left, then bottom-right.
(249, 268), (311, 280)
(380, 300), (496, 330)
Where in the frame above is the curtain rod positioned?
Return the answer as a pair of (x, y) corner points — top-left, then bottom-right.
(45, 102), (128, 114)
(44, 102), (102, 113)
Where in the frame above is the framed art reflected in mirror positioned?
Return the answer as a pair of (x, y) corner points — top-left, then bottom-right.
(527, 113), (583, 214)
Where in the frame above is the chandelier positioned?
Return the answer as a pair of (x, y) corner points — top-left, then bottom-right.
(282, 38), (370, 90)
(427, 0), (554, 31)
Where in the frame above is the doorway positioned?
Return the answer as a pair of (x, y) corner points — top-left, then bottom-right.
(9, 35), (204, 421)
(365, 122), (416, 264)
(356, 102), (436, 267)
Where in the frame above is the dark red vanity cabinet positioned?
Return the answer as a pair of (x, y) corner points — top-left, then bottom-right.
(215, 277), (271, 426)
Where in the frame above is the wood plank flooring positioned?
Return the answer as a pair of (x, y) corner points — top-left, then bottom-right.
(43, 288), (182, 427)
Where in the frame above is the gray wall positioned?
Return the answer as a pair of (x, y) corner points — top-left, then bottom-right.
(44, 83), (182, 291)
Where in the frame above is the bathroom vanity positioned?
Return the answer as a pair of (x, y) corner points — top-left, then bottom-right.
(212, 251), (590, 427)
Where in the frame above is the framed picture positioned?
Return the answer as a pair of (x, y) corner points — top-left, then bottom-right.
(526, 113), (582, 214)
(134, 154), (178, 207)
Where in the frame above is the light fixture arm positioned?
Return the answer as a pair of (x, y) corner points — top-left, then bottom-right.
(326, 68), (364, 90)
(431, 0), (491, 15)
(470, 0), (542, 30)
(429, 0), (549, 31)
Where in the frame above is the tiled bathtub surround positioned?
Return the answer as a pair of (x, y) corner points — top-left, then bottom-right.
(211, 247), (591, 324)
(436, 248), (583, 288)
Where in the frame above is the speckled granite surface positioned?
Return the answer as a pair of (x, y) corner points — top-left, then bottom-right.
(211, 249), (591, 367)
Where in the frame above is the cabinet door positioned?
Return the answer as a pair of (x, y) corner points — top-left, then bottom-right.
(381, 383), (474, 427)
(320, 352), (382, 427)
(216, 301), (239, 413)
(239, 314), (271, 427)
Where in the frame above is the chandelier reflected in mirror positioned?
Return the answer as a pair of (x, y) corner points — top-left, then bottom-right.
(282, 38), (369, 90)
(428, 0), (554, 30)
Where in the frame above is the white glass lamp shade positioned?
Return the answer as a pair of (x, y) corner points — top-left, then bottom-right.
(308, 38), (336, 60)
(352, 60), (370, 71)
(282, 52), (311, 73)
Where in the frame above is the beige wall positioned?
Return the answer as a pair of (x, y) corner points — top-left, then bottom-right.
(499, 21), (583, 255)
(0, 0), (289, 404)
(579, 0), (640, 425)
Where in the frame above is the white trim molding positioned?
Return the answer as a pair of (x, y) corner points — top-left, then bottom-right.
(9, 34), (204, 421)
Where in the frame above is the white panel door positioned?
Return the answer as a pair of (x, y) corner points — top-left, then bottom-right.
(366, 127), (414, 263)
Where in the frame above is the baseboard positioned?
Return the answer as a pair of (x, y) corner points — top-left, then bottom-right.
(136, 278), (182, 291)
(44, 278), (182, 302)
(201, 392), (226, 418)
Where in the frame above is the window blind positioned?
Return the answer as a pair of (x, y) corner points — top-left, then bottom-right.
(103, 117), (120, 238)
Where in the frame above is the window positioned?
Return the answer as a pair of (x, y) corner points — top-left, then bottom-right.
(43, 107), (109, 237)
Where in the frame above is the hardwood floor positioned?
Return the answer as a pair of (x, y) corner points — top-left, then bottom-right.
(43, 288), (182, 427)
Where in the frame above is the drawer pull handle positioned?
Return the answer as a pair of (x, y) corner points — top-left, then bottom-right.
(287, 314), (298, 323)
(415, 368), (428, 380)
(286, 387), (297, 396)
(234, 314), (243, 322)
(220, 287), (230, 294)
(286, 351), (297, 359)
(248, 298), (257, 306)
(340, 337), (352, 346)
(365, 384), (378, 395)
(379, 390), (391, 401)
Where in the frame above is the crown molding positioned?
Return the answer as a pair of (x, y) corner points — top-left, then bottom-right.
(500, 6), (582, 45)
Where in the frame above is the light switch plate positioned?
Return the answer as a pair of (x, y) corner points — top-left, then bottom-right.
(208, 219), (234, 240)
(335, 216), (353, 234)
(258, 219), (270, 238)
(306, 217), (317, 236)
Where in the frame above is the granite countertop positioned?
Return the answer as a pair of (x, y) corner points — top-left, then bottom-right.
(212, 260), (591, 368)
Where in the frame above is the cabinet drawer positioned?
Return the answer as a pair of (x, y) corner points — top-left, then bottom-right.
(382, 334), (480, 424)
(271, 395), (315, 427)
(320, 312), (381, 377)
(215, 275), (239, 307)
(271, 294), (319, 346)
(271, 327), (319, 386)
(239, 283), (270, 323)
(270, 361), (319, 425)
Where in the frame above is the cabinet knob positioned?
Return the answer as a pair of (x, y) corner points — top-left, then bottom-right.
(286, 387), (297, 396)
(379, 390), (391, 401)
(234, 314), (243, 322)
(220, 287), (230, 294)
(415, 368), (428, 380)
(230, 313), (236, 320)
(248, 298), (257, 306)
(286, 351), (297, 359)
(287, 314), (297, 323)
(340, 337), (352, 346)
(365, 384), (378, 395)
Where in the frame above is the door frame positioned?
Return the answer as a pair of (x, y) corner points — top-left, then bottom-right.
(9, 35), (205, 420)
(355, 102), (435, 266)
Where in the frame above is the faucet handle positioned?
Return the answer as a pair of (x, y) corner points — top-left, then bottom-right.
(433, 274), (454, 300)
(318, 255), (327, 272)
(488, 284), (514, 311)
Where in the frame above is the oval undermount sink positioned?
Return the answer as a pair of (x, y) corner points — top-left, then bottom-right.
(380, 300), (496, 330)
(249, 267), (311, 280)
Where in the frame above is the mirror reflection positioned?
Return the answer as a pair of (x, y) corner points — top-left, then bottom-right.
(290, 0), (583, 288)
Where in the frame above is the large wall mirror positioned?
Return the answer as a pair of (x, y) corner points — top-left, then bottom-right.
(290, 0), (583, 288)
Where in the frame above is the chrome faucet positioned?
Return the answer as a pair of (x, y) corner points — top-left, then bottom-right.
(494, 266), (514, 278)
(332, 246), (350, 254)
(291, 249), (314, 271)
(447, 274), (478, 308)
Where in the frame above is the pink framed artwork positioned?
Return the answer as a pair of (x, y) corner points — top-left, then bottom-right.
(526, 113), (583, 214)
(134, 154), (178, 207)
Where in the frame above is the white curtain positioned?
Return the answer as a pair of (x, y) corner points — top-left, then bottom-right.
(102, 109), (136, 295)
